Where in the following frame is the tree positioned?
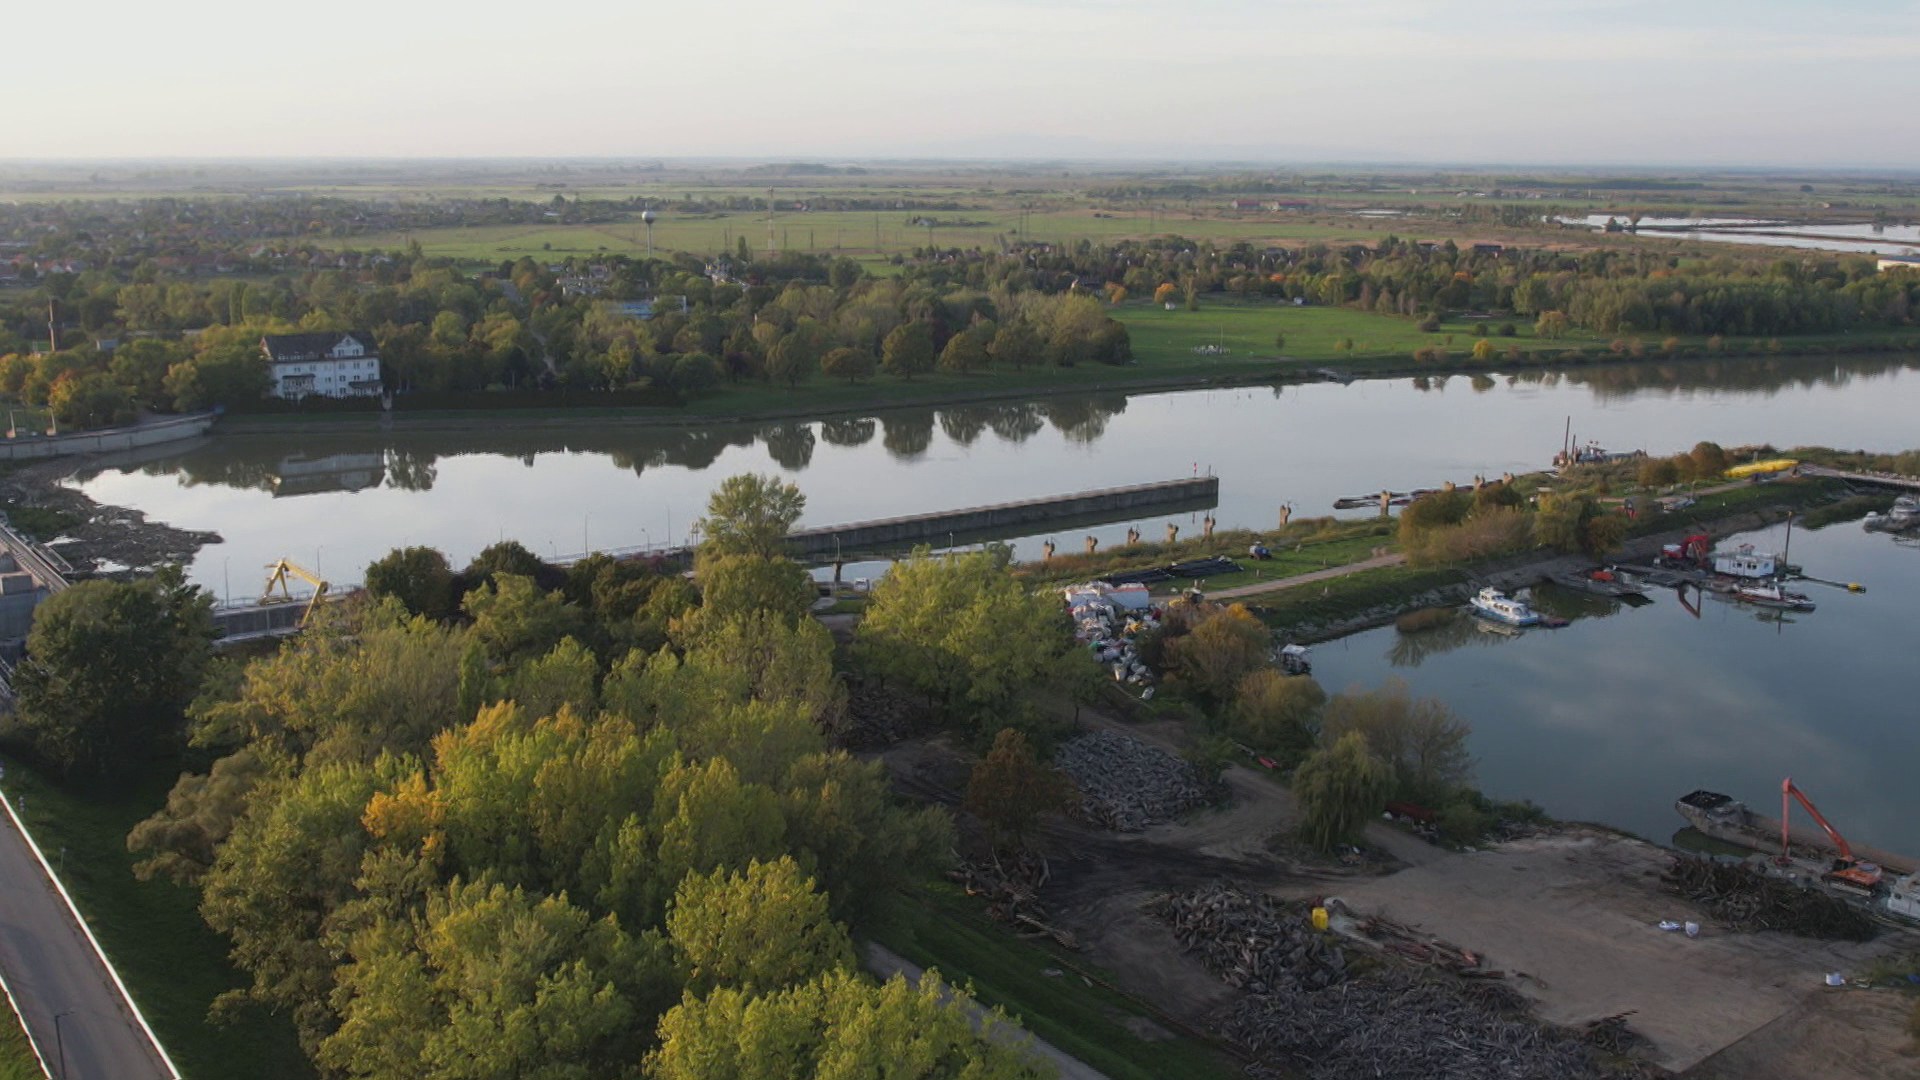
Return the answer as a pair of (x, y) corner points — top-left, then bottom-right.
(1534, 310), (1570, 340)
(881, 323), (936, 380)
(1471, 338), (1497, 361)
(1153, 282), (1178, 306)
(162, 339), (270, 410)
(688, 553), (817, 630)
(48, 371), (135, 428)
(462, 573), (588, 665)
(364, 546), (455, 620)
(1294, 731), (1389, 852)
(937, 328), (988, 374)
(666, 856), (855, 997)
(108, 338), (188, 407)
(9, 568), (214, 780)
(648, 969), (1053, 1080)
(820, 346), (874, 384)
(1689, 441), (1730, 478)
(1637, 457), (1680, 489)
(962, 729), (1079, 846)
(1226, 670), (1324, 767)
(1319, 678), (1472, 803)
(695, 473), (805, 560)
(1164, 603), (1270, 700)
(1273, 330), (1286, 352)
(853, 547), (1069, 716)
(988, 319), (1041, 371)
(766, 319), (828, 388)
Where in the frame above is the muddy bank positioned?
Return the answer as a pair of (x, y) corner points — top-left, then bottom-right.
(0, 456), (220, 575)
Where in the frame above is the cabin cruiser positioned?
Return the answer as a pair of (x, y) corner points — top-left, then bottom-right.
(1731, 581), (1815, 611)
(1467, 587), (1541, 626)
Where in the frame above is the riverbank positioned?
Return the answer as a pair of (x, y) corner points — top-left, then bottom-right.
(0, 456), (220, 575)
(210, 341), (1920, 435)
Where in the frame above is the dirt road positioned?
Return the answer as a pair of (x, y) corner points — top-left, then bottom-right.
(1203, 551), (1406, 601)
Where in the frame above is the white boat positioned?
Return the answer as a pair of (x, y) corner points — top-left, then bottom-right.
(1712, 544), (1778, 579)
(1731, 581), (1815, 611)
(1468, 587), (1541, 626)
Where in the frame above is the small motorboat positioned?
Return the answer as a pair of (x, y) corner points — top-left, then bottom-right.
(1467, 586), (1541, 626)
(1731, 581), (1815, 612)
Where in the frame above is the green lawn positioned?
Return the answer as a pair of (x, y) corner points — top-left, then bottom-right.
(0, 1003), (39, 1080)
(868, 885), (1238, 1080)
(0, 757), (314, 1080)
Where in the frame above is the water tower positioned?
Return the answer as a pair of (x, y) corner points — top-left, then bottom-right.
(641, 209), (657, 258)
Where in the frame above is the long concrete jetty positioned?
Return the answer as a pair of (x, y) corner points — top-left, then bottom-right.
(784, 477), (1220, 558)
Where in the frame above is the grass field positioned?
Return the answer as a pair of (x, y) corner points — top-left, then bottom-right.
(0, 1003), (38, 1080)
(0, 757), (314, 1080)
(869, 884), (1238, 1080)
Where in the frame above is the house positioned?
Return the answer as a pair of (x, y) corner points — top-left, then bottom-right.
(1231, 199), (1264, 211)
(260, 331), (384, 400)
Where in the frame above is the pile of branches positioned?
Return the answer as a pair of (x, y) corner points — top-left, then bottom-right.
(1053, 730), (1206, 831)
(1661, 855), (1879, 941)
(950, 851), (1077, 950)
(839, 676), (939, 748)
(1158, 884), (1656, 1080)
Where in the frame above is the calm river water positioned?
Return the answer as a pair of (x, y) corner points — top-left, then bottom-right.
(70, 354), (1920, 851)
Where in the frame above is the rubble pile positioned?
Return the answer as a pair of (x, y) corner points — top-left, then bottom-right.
(1158, 883), (1657, 1080)
(1661, 855), (1880, 941)
(1053, 730), (1205, 831)
(1064, 583), (1159, 690)
(839, 676), (939, 748)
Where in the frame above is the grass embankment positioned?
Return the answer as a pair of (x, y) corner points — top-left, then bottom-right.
(1016, 519), (1395, 592)
(0, 1005), (38, 1080)
(0, 757), (313, 1080)
(869, 884), (1237, 1080)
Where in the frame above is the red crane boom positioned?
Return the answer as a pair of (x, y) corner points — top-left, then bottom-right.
(1780, 777), (1882, 889)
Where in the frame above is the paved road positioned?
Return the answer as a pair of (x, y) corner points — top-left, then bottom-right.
(0, 794), (175, 1080)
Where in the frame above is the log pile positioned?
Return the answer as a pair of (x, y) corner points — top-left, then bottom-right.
(1661, 855), (1879, 941)
(1053, 730), (1206, 831)
(840, 676), (939, 748)
(949, 851), (1078, 950)
(1157, 884), (1657, 1080)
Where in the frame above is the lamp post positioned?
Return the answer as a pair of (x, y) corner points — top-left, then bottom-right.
(641, 209), (657, 259)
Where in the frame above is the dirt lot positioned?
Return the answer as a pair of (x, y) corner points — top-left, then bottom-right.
(877, 708), (1920, 1079)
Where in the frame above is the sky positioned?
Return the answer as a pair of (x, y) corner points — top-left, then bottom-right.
(9, 0), (1920, 166)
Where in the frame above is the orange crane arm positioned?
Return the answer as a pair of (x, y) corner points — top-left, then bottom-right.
(1781, 777), (1854, 863)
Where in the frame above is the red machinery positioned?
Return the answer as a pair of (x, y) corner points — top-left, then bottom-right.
(1660, 533), (1711, 566)
(1779, 777), (1883, 890)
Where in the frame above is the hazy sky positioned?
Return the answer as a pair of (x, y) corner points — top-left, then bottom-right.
(12, 0), (1920, 166)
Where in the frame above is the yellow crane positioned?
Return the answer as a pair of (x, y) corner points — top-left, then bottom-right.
(259, 559), (330, 626)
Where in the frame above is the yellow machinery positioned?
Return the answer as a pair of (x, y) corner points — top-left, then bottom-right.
(260, 559), (330, 626)
(1725, 458), (1799, 480)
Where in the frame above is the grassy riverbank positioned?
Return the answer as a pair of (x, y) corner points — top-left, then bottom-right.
(0, 757), (313, 1080)
(0, 1006), (36, 1080)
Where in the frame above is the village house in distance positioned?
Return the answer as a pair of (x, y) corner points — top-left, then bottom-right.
(260, 330), (384, 399)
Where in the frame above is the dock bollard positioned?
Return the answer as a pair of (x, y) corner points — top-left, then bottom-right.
(1085, 536), (1098, 555)
(1166, 523), (1179, 543)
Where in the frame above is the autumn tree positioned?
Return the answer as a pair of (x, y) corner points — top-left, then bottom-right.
(962, 728), (1079, 846)
(695, 473), (805, 560)
(1534, 310), (1570, 340)
(881, 322), (936, 380)
(937, 327), (989, 374)
(1294, 731), (1389, 852)
(1320, 678), (1472, 804)
(988, 319), (1041, 371)
(666, 856), (855, 997)
(1164, 603), (1270, 700)
(1226, 670), (1325, 767)
(820, 346), (874, 384)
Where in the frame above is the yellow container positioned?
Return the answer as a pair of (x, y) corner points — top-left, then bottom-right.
(1311, 906), (1329, 931)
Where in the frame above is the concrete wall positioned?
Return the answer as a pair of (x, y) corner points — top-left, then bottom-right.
(786, 477), (1220, 557)
(0, 413), (216, 462)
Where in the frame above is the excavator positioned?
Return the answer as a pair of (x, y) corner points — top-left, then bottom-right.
(259, 559), (330, 627)
(1778, 777), (1883, 891)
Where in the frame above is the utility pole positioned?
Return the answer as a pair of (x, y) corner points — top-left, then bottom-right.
(47, 299), (57, 353)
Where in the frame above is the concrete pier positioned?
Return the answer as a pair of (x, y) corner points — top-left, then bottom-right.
(784, 477), (1220, 558)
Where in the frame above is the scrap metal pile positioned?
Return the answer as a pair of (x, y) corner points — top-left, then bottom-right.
(1053, 730), (1206, 831)
(1661, 854), (1880, 941)
(1064, 582), (1160, 689)
(1157, 884), (1658, 1080)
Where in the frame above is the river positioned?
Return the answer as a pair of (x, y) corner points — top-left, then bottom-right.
(67, 354), (1920, 853)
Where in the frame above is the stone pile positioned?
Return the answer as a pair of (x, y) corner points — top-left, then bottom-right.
(1053, 730), (1205, 831)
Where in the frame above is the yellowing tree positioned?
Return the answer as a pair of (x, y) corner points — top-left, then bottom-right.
(667, 856), (855, 997)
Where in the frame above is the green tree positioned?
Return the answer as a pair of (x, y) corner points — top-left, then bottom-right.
(820, 346), (874, 384)
(364, 546), (456, 620)
(689, 554), (817, 630)
(1294, 730), (1390, 852)
(881, 323), (936, 380)
(1226, 670), (1325, 767)
(511, 636), (599, 719)
(695, 473), (806, 560)
(647, 969), (1054, 1080)
(463, 573), (589, 666)
(1164, 603), (1270, 700)
(48, 371), (135, 428)
(162, 339), (270, 410)
(1637, 457), (1680, 488)
(9, 568), (214, 779)
(766, 318), (828, 388)
(988, 319), (1042, 371)
(853, 547), (1069, 716)
(1533, 310), (1570, 340)
(962, 729), (1079, 846)
(1689, 440), (1730, 478)
(108, 337), (188, 407)
(667, 856), (855, 997)
(938, 328), (989, 374)
(1319, 678), (1473, 804)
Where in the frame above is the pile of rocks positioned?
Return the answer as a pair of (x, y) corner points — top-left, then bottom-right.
(1053, 730), (1205, 831)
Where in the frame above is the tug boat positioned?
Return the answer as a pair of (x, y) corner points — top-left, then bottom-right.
(1467, 587), (1541, 626)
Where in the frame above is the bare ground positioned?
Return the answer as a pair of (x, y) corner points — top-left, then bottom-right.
(876, 707), (1920, 1080)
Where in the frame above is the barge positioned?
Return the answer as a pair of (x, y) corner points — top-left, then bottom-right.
(1676, 788), (1920, 924)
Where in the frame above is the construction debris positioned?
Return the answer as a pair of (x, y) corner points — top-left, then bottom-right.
(1661, 855), (1880, 941)
(949, 851), (1078, 950)
(1157, 883), (1659, 1080)
(1054, 730), (1206, 831)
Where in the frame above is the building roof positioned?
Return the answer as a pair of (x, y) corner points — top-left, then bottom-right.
(260, 330), (379, 362)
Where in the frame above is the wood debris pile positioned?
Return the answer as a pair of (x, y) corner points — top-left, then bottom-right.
(950, 851), (1077, 950)
(1661, 855), (1879, 941)
(1158, 884), (1658, 1080)
(839, 676), (938, 748)
(1053, 730), (1205, 831)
